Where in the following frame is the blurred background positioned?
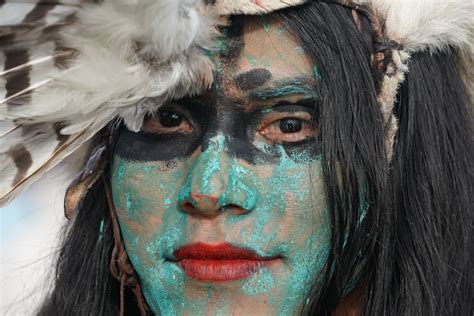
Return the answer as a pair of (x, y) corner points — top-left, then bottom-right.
(1, 169), (73, 315)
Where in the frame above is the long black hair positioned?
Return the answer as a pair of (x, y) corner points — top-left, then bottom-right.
(39, 2), (473, 315)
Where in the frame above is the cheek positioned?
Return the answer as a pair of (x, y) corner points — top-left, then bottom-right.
(238, 156), (330, 305)
(111, 157), (189, 265)
(112, 158), (181, 218)
(257, 154), (325, 219)
(112, 157), (198, 312)
(244, 153), (329, 254)
(273, 161), (331, 299)
(279, 159), (329, 255)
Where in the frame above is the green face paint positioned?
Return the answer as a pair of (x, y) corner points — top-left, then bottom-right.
(111, 15), (337, 316)
(112, 132), (330, 315)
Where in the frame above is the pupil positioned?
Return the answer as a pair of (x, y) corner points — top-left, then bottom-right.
(280, 119), (302, 133)
(159, 110), (182, 127)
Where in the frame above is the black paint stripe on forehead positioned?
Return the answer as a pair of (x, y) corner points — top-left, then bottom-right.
(235, 68), (272, 91)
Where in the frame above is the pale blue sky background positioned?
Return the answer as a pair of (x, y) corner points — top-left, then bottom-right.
(1, 178), (68, 315)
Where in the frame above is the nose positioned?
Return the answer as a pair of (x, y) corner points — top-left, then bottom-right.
(177, 134), (257, 219)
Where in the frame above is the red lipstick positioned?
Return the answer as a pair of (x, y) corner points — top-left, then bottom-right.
(172, 243), (278, 282)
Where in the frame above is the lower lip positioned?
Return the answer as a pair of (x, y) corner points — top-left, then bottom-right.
(177, 259), (275, 281)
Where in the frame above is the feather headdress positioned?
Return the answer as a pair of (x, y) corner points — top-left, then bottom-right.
(1, 0), (473, 207)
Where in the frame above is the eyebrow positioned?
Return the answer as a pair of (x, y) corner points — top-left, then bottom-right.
(248, 77), (316, 101)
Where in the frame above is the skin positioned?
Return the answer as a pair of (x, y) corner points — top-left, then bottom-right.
(112, 16), (331, 315)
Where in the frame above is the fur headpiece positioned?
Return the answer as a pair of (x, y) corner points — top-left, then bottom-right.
(1, 0), (472, 206)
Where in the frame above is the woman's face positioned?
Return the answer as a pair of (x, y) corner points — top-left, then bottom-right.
(112, 16), (330, 315)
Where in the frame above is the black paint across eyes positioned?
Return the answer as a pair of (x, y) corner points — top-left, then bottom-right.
(114, 102), (211, 162)
(114, 130), (200, 162)
(114, 99), (321, 164)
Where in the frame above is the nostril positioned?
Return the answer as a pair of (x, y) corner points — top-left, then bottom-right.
(181, 202), (197, 214)
(225, 204), (248, 215)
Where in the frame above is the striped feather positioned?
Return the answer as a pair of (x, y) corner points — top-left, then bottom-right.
(0, 0), (217, 206)
(0, 0), (88, 206)
(0, 114), (110, 205)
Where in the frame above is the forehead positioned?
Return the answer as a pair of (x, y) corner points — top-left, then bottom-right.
(210, 15), (315, 99)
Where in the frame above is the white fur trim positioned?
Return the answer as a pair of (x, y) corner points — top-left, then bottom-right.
(214, 0), (473, 53)
(213, 0), (305, 15)
(356, 0), (474, 53)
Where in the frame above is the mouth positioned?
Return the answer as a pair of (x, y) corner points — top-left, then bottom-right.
(170, 242), (280, 282)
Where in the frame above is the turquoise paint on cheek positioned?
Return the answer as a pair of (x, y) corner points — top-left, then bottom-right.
(235, 142), (330, 313)
(278, 229), (330, 316)
(125, 191), (132, 210)
(242, 268), (275, 296)
(215, 302), (231, 316)
(137, 225), (189, 315)
(141, 224), (188, 314)
(216, 139), (326, 312)
(243, 201), (275, 255)
(112, 158), (195, 315)
(123, 185), (143, 217)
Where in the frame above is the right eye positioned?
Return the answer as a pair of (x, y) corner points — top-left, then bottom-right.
(141, 109), (193, 135)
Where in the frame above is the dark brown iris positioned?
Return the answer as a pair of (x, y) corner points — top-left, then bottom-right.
(159, 110), (183, 127)
(279, 119), (303, 133)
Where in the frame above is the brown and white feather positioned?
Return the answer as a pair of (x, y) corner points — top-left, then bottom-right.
(0, 0), (218, 206)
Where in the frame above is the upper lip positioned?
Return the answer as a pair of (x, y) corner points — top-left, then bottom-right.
(172, 242), (278, 261)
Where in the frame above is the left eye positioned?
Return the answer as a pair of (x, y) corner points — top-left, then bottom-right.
(259, 115), (317, 143)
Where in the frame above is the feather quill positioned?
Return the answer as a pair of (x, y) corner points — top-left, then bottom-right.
(0, 0), (217, 206)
